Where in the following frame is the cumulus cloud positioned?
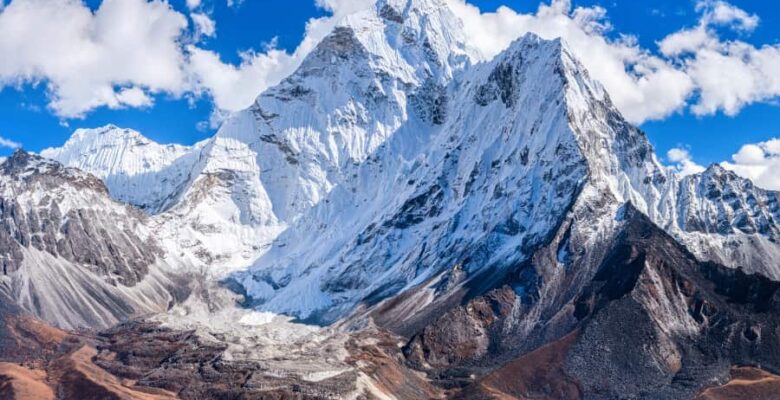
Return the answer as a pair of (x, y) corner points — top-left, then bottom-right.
(0, 0), (188, 118)
(187, 45), (294, 112)
(667, 147), (706, 176)
(191, 12), (216, 39)
(697, 0), (759, 31)
(658, 0), (779, 117)
(115, 87), (153, 108)
(721, 139), (780, 190)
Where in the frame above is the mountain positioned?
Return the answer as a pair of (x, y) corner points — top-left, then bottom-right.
(42, 0), (475, 277)
(0, 150), (188, 329)
(235, 29), (780, 325)
(9, 0), (780, 398)
(40, 125), (205, 213)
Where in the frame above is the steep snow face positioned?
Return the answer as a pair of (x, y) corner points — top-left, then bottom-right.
(239, 35), (597, 322)
(148, 0), (475, 273)
(40, 125), (204, 213)
(0, 151), (185, 329)
(236, 28), (780, 323)
(209, 0), (473, 221)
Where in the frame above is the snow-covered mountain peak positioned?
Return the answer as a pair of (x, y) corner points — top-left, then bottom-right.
(43, 125), (187, 160)
(700, 162), (730, 177)
(296, 0), (472, 86)
(41, 125), (204, 213)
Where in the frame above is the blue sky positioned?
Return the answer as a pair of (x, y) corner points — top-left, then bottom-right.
(0, 0), (779, 182)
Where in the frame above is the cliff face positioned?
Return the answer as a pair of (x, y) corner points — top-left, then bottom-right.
(0, 151), (188, 329)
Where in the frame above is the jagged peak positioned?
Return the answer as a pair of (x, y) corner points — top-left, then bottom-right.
(694, 163), (767, 192)
(694, 164), (750, 187)
(487, 33), (597, 93)
(2, 149), (74, 179)
(471, 33), (574, 110)
(702, 163), (728, 176)
(292, 0), (472, 85)
(0, 150), (113, 197)
(4, 149), (57, 171)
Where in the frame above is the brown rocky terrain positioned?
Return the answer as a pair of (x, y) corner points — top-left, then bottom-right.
(0, 363), (55, 400)
(696, 367), (780, 400)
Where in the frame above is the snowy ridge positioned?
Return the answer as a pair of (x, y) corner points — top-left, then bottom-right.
(41, 125), (205, 213)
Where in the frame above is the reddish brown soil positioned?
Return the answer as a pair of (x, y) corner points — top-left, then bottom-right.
(474, 331), (582, 400)
(0, 363), (55, 400)
(49, 345), (178, 400)
(347, 330), (445, 399)
(696, 367), (780, 400)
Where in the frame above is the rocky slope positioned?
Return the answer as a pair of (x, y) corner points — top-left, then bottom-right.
(394, 204), (780, 399)
(0, 151), (189, 329)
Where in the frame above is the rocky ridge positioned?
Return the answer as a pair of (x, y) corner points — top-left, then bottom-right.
(0, 151), (189, 329)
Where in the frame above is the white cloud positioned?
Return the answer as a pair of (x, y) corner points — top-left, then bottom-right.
(721, 139), (780, 190)
(191, 12), (216, 39)
(187, 45), (294, 112)
(0, 135), (21, 149)
(687, 44), (780, 117)
(115, 87), (153, 108)
(696, 0), (759, 31)
(185, 0), (201, 10)
(659, 26), (715, 57)
(657, 1), (779, 117)
(0, 0), (188, 118)
(667, 147), (706, 176)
